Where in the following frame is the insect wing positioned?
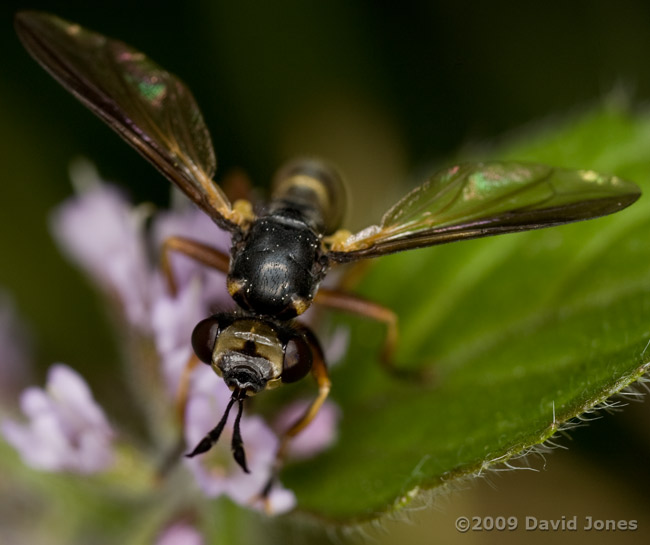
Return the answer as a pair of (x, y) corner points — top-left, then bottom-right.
(15, 11), (241, 232)
(327, 162), (641, 261)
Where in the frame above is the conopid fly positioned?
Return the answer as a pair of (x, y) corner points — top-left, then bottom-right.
(15, 11), (641, 497)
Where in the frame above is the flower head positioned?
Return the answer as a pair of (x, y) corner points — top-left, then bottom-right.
(14, 166), (344, 523)
(2, 364), (115, 473)
(51, 178), (153, 330)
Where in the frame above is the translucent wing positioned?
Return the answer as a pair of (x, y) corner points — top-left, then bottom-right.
(327, 162), (641, 262)
(15, 11), (243, 232)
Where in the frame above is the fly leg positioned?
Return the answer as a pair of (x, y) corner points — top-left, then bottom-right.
(174, 353), (200, 426)
(155, 352), (201, 479)
(161, 236), (230, 296)
(314, 288), (431, 381)
(259, 328), (331, 509)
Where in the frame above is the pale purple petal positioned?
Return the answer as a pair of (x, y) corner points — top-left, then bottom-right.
(264, 486), (298, 514)
(1, 364), (115, 473)
(47, 365), (113, 435)
(274, 399), (340, 460)
(151, 278), (208, 393)
(152, 199), (231, 251)
(50, 183), (152, 330)
(0, 291), (32, 402)
(2, 393), (68, 471)
(297, 313), (349, 368)
(184, 366), (296, 514)
(156, 523), (204, 545)
(321, 325), (350, 367)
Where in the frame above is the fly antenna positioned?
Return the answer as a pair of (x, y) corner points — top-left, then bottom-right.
(186, 394), (237, 458)
(231, 395), (250, 473)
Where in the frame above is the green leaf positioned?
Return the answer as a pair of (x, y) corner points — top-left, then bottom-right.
(281, 104), (650, 521)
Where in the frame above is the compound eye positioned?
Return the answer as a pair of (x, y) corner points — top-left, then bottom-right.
(281, 335), (313, 383)
(191, 316), (222, 364)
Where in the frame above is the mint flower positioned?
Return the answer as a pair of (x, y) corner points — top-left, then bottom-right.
(1, 164), (344, 530)
(2, 364), (115, 473)
(51, 179), (153, 330)
(0, 160), (347, 545)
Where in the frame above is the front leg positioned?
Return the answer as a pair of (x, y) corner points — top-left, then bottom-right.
(155, 352), (201, 480)
(260, 327), (331, 504)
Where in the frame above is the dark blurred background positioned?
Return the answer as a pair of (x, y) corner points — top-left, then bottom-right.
(2, 1), (650, 543)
